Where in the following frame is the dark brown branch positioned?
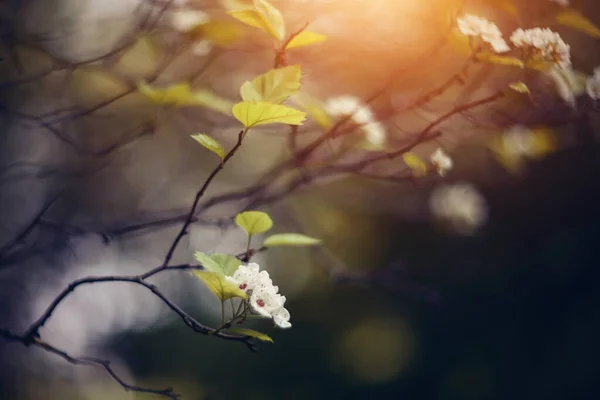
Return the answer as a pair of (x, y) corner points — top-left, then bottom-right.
(161, 129), (246, 267)
(0, 328), (180, 399)
(0, 191), (62, 259)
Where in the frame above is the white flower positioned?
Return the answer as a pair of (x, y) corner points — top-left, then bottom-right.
(457, 14), (510, 53)
(324, 96), (386, 150)
(429, 183), (488, 234)
(324, 96), (362, 117)
(226, 262), (291, 329)
(169, 9), (210, 33)
(586, 66), (600, 100)
(501, 125), (537, 158)
(549, 0), (569, 6)
(430, 148), (453, 176)
(362, 121), (386, 149)
(191, 40), (213, 56)
(510, 27), (571, 67)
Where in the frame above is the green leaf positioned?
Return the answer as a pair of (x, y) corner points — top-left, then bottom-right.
(232, 101), (306, 128)
(240, 65), (302, 104)
(228, 0), (285, 41)
(285, 31), (327, 50)
(263, 233), (322, 247)
(225, 328), (274, 343)
(235, 211), (273, 235)
(556, 9), (600, 39)
(194, 271), (248, 300)
(476, 52), (524, 68)
(191, 133), (226, 160)
(508, 81), (530, 93)
(402, 153), (428, 177)
(194, 251), (241, 276)
(209, 253), (242, 276)
(138, 81), (232, 114)
(194, 251), (223, 273)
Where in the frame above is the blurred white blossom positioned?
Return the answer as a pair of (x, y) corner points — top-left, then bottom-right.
(169, 9), (209, 32)
(429, 183), (488, 234)
(510, 27), (571, 67)
(226, 262), (291, 328)
(457, 14), (510, 53)
(586, 66), (600, 100)
(191, 39), (213, 56)
(501, 125), (538, 158)
(430, 148), (453, 176)
(324, 96), (386, 150)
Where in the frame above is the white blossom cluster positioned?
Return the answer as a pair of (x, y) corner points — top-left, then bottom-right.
(324, 96), (386, 150)
(429, 183), (488, 234)
(586, 66), (600, 100)
(226, 263), (291, 328)
(510, 27), (571, 67)
(430, 148), (453, 176)
(457, 14), (510, 53)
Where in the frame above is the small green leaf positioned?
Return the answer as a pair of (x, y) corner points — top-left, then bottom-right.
(263, 233), (322, 247)
(194, 251), (241, 276)
(402, 153), (428, 177)
(209, 253), (241, 276)
(508, 81), (530, 93)
(191, 133), (226, 159)
(556, 9), (600, 39)
(235, 211), (273, 235)
(285, 31), (327, 50)
(476, 52), (524, 68)
(194, 271), (248, 300)
(232, 101), (307, 128)
(225, 328), (274, 343)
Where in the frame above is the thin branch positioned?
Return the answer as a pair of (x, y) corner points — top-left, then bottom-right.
(0, 328), (180, 399)
(0, 191), (62, 259)
(161, 129), (246, 268)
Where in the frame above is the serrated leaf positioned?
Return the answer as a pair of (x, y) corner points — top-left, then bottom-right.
(285, 31), (327, 50)
(225, 328), (274, 342)
(191, 133), (226, 159)
(240, 65), (302, 104)
(194, 251), (241, 275)
(402, 153), (428, 177)
(232, 101), (306, 128)
(209, 253), (241, 276)
(138, 82), (232, 114)
(263, 233), (321, 247)
(194, 271), (248, 301)
(253, 0), (286, 41)
(235, 211), (273, 235)
(509, 81), (530, 93)
(476, 52), (524, 68)
(194, 251), (222, 273)
(556, 9), (600, 39)
(291, 93), (333, 129)
(193, 20), (243, 47)
(228, 0), (285, 41)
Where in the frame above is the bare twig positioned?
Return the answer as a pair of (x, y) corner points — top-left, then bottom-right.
(0, 328), (181, 399)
